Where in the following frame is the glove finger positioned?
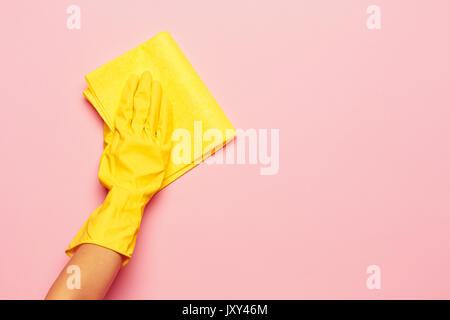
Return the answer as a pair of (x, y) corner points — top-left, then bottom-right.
(146, 80), (161, 133)
(116, 74), (138, 131)
(132, 71), (152, 131)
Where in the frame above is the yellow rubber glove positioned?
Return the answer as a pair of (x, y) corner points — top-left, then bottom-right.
(83, 31), (236, 188)
(66, 71), (173, 266)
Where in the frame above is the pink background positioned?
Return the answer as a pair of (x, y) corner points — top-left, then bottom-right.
(1, 0), (450, 299)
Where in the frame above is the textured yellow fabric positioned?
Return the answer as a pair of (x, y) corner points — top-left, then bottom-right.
(67, 72), (173, 265)
(84, 31), (236, 188)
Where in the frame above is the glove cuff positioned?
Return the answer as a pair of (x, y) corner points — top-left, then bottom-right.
(66, 187), (152, 266)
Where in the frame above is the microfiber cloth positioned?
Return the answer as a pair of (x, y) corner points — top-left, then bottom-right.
(83, 31), (236, 188)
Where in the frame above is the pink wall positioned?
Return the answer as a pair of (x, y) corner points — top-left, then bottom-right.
(1, 0), (450, 299)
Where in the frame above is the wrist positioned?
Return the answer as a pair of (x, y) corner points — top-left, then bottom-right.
(104, 186), (152, 213)
(65, 186), (154, 266)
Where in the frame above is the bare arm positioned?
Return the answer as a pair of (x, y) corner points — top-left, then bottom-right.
(45, 244), (122, 300)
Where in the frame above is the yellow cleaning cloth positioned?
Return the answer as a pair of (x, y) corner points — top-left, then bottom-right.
(84, 31), (235, 188)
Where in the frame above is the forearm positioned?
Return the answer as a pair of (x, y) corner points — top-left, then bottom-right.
(45, 244), (122, 300)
